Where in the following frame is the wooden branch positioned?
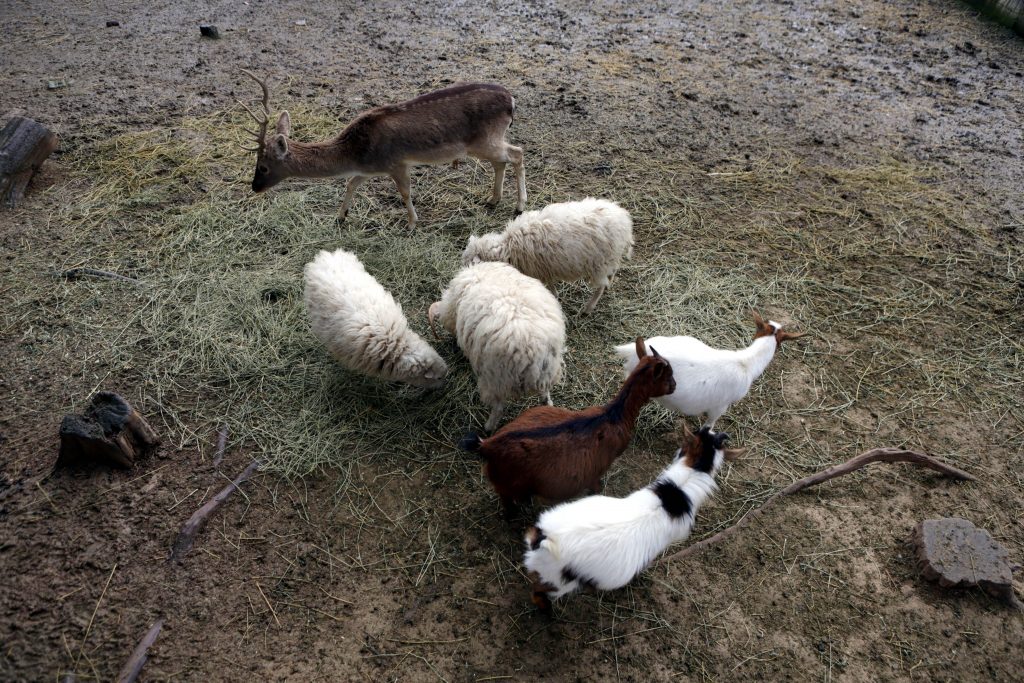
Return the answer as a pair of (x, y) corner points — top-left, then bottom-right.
(665, 448), (974, 563)
(212, 423), (228, 467)
(169, 460), (259, 562)
(59, 268), (142, 285)
(0, 116), (58, 207)
(115, 619), (163, 683)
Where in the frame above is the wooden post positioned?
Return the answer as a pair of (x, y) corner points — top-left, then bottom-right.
(0, 116), (58, 208)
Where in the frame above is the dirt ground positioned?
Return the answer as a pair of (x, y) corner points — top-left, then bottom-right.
(2, 0), (1023, 681)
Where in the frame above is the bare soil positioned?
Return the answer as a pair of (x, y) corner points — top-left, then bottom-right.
(2, 1), (1022, 682)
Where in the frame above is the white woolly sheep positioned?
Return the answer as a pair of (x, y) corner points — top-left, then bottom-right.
(615, 311), (806, 429)
(523, 427), (741, 611)
(461, 197), (634, 314)
(303, 248), (447, 388)
(428, 262), (565, 431)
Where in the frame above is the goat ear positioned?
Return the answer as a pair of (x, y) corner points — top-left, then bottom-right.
(276, 110), (291, 136)
(776, 330), (807, 344)
(723, 447), (746, 462)
(270, 133), (289, 160)
(751, 309), (765, 327)
(635, 336), (647, 359)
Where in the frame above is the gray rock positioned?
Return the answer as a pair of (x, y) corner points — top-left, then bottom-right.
(199, 24), (219, 39)
(913, 518), (1022, 610)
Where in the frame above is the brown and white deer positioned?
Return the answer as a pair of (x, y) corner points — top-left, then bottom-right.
(240, 71), (526, 228)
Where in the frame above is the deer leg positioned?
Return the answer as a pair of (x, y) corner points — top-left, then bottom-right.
(505, 144), (526, 214)
(340, 175), (368, 222)
(390, 167), (417, 229)
(487, 161), (507, 207)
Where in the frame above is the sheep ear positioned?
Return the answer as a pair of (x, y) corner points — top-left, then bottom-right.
(635, 336), (647, 359)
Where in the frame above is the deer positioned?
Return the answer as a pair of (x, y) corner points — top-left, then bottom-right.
(239, 71), (527, 229)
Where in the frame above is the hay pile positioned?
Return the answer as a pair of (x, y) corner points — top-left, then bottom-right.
(4, 105), (1021, 504)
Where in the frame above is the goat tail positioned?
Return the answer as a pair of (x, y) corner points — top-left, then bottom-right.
(458, 432), (483, 456)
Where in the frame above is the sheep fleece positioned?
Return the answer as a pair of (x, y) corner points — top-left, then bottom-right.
(435, 262), (565, 404)
(303, 248), (445, 386)
(463, 197), (633, 284)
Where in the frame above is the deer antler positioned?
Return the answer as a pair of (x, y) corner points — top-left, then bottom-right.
(239, 69), (272, 154)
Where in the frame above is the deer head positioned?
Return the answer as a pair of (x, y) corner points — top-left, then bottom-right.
(240, 70), (293, 193)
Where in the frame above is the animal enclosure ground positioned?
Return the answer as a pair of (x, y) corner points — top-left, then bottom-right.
(1, 0), (1022, 681)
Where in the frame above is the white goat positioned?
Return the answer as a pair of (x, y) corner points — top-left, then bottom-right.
(615, 311), (805, 428)
(523, 427), (740, 610)
(304, 248), (447, 388)
(428, 262), (565, 431)
(461, 197), (633, 314)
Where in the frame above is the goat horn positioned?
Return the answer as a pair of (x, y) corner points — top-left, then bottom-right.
(634, 336), (646, 359)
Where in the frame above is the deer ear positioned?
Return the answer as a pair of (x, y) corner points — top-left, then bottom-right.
(276, 110), (291, 136)
(271, 133), (289, 160)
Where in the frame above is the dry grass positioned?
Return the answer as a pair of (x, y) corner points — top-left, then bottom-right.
(4, 105), (1022, 515)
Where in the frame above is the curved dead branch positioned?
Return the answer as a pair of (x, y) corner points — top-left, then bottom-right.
(665, 448), (975, 563)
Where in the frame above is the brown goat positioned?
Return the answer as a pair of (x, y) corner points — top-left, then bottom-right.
(460, 337), (676, 515)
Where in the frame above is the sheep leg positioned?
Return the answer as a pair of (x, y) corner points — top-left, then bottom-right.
(581, 277), (609, 315)
(390, 166), (418, 229)
(487, 160), (506, 207)
(484, 401), (505, 432)
(340, 175), (368, 222)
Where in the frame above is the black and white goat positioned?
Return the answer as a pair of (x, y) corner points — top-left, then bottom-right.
(523, 427), (740, 611)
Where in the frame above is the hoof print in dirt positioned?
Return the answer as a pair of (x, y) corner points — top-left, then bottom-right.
(912, 517), (1023, 611)
(58, 391), (159, 469)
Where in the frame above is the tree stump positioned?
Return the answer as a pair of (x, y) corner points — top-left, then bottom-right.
(58, 392), (160, 468)
(0, 116), (58, 208)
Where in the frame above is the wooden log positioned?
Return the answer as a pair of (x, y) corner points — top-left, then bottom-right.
(0, 116), (58, 208)
(58, 392), (160, 468)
